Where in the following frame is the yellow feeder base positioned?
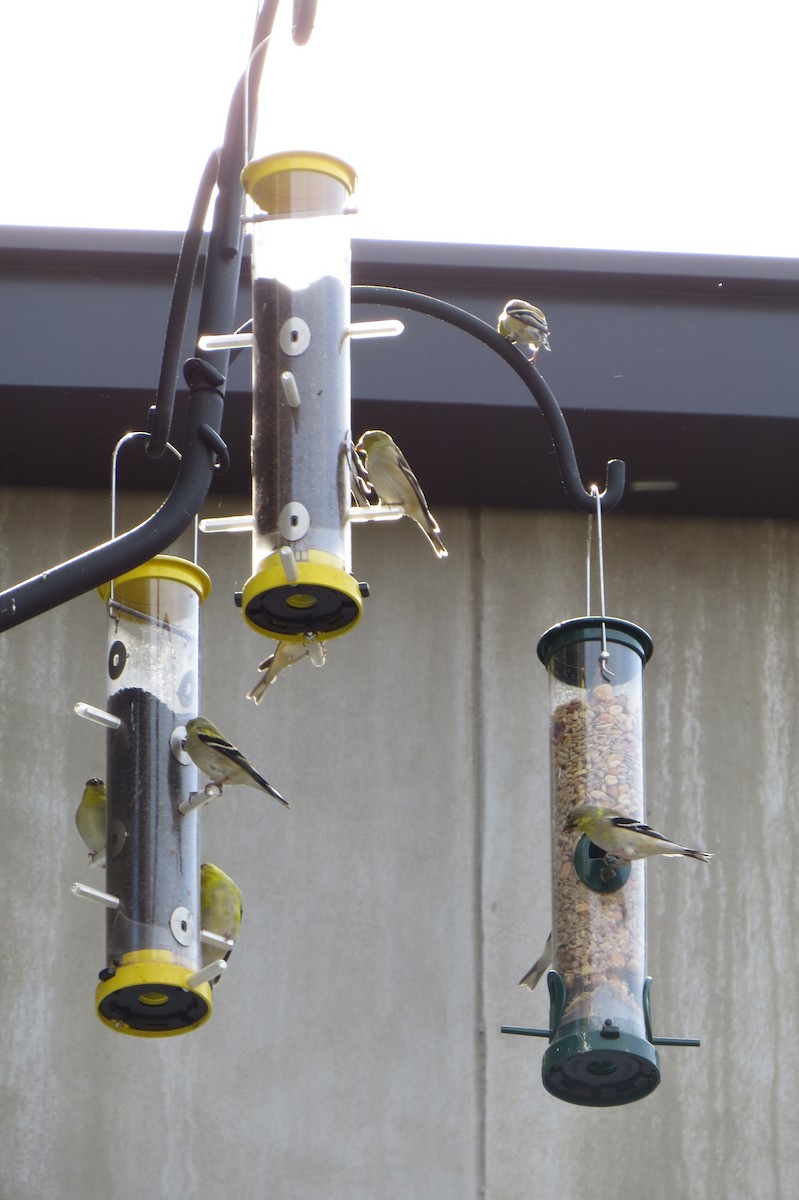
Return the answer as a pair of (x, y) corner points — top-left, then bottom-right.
(242, 550), (364, 641)
(96, 950), (212, 1038)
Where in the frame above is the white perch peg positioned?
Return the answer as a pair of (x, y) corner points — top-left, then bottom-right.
(306, 638), (326, 667)
(73, 701), (122, 730)
(71, 882), (120, 909)
(280, 370), (302, 408)
(187, 960), (227, 989)
(201, 929), (235, 950)
(197, 332), (255, 352)
(199, 514), (255, 534)
(178, 782), (222, 816)
(279, 545), (300, 584)
(347, 319), (405, 340)
(348, 503), (405, 523)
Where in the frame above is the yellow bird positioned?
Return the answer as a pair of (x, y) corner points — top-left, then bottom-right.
(497, 298), (552, 364)
(75, 778), (107, 862)
(565, 804), (713, 864)
(184, 717), (288, 807)
(355, 429), (447, 558)
(200, 862), (243, 981)
(246, 639), (327, 705)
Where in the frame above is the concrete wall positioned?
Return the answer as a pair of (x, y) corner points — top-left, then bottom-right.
(1, 486), (797, 1199)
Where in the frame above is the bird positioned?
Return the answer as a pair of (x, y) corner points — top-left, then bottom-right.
(246, 638), (327, 704)
(519, 932), (552, 991)
(355, 429), (447, 558)
(565, 804), (713, 864)
(200, 862), (243, 981)
(184, 717), (289, 807)
(497, 298), (552, 364)
(75, 778), (107, 862)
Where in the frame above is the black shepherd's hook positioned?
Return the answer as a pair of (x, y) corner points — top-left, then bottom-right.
(147, 0), (319, 460)
(351, 286), (625, 513)
(0, 0), (320, 633)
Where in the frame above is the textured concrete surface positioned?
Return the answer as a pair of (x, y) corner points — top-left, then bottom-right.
(0, 486), (797, 1198)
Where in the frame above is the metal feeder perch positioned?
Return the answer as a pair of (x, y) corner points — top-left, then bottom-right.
(91, 554), (214, 1037)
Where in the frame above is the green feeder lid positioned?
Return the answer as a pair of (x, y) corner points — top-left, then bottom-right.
(537, 617), (653, 666)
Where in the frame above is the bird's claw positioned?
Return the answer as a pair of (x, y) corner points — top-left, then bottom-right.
(600, 852), (629, 881)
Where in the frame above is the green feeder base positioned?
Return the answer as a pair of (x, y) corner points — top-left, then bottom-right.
(542, 1018), (660, 1107)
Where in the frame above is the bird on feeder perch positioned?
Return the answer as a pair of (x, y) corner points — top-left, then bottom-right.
(355, 430), (448, 559)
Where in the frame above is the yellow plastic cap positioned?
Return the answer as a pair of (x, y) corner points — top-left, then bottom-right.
(98, 555), (212, 614)
(242, 549), (363, 641)
(242, 151), (356, 215)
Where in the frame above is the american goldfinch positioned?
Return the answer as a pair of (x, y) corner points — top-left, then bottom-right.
(355, 429), (447, 558)
(200, 862), (243, 985)
(246, 638), (327, 704)
(519, 932), (552, 991)
(565, 804), (713, 864)
(497, 298), (552, 364)
(184, 717), (289, 807)
(75, 778), (107, 861)
(201, 861), (243, 954)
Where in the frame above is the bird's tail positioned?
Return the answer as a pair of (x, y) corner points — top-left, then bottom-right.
(519, 961), (547, 991)
(420, 512), (447, 558)
(427, 527), (448, 558)
(682, 848), (714, 863)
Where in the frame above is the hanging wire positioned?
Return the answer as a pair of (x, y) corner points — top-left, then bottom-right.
(110, 434), (195, 609)
(587, 484), (614, 681)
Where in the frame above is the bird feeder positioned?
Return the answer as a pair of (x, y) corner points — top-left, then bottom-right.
(95, 555), (213, 1036)
(239, 151), (364, 642)
(537, 617), (659, 1105)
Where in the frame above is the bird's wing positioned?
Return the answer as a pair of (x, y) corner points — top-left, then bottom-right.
(394, 446), (433, 512)
(507, 302), (548, 333)
(608, 815), (671, 844)
(197, 730), (252, 772)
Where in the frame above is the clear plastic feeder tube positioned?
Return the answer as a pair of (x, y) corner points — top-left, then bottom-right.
(537, 617), (659, 1105)
(239, 153), (363, 641)
(96, 556), (212, 1036)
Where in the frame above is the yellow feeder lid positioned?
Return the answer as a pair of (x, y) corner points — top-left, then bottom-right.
(98, 555), (212, 616)
(242, 151), (356, 216)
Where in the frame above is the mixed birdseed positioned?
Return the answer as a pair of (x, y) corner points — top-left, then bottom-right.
(550, 680), (647, 1027)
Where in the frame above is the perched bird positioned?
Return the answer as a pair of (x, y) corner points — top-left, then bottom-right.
(565, 804), (713, 864)
(355, 429), (447, 558)
(201, 862), (243, 981)
(497, 298), (552, 364)
(184, 717), (289, 807)
(75, 778), (107, 862)
(519, 932), (552, 991)
(246, 638), (327, 705)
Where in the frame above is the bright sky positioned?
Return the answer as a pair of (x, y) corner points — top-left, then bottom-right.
(5, 1), (799, 257)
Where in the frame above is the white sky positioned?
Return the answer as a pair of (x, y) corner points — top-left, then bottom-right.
(5, 1), (799, 257)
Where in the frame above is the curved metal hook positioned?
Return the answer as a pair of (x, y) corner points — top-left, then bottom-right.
(351, 285), (625, 513)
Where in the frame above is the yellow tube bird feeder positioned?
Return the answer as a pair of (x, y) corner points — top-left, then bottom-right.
(240, 151), (364, 642)
(95, 555), (213, 1037)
